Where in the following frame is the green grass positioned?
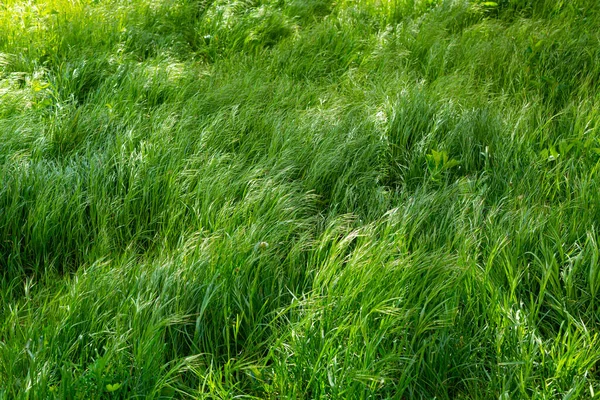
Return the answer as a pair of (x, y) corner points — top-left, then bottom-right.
(1, 0), (600, 398)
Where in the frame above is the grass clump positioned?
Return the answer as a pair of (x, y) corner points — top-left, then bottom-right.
(1, 0), (600, 398)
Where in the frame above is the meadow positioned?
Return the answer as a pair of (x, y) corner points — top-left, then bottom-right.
(1, 0), (600, 398)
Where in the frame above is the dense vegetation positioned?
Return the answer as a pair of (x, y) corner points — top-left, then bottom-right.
(1, 0), (600, 398)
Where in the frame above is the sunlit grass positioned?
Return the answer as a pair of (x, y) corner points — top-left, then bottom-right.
(1, 0), (600, 398)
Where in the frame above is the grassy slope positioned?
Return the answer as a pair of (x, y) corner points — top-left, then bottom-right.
(1, 0), (600, 398)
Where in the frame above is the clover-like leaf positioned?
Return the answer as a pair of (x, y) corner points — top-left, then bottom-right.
(106, 383), (122, 392)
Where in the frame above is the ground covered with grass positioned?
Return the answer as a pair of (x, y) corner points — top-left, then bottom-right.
(1, 0), (600, 398)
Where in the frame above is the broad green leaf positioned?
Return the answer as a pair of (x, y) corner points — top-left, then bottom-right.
(106, 383), (122, 392)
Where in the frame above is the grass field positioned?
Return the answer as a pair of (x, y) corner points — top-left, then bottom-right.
(1, 0), (600, 398)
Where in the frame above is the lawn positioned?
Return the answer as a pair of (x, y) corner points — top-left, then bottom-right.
(1, 0), (600, 398)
